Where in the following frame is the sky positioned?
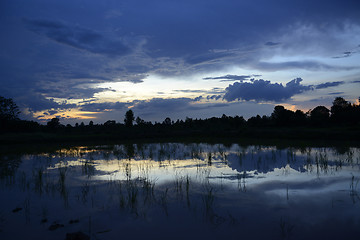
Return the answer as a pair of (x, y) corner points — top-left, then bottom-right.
(1, 0), (360, 124)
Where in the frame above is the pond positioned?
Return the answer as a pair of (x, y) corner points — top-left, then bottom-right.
(1, 143), (360, 239)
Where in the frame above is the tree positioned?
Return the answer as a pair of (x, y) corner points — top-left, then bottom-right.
(163, 117), (172, 125)
(330, 97), (351, 123)
(271, 105), (294, 126)
(294, 110), (307, 125)
(104, 120), (116, 126)
(124, 110), (134, 127)
(47, 117), (60, 129)
(0, 96), (20, 121)
(310, 106), (330, 125)
(136, 116), (145, 126)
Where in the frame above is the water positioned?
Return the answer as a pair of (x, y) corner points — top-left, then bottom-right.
(1, 143), (360, 239)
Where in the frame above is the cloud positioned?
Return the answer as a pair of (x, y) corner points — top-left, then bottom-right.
(193, 96), (203, 102)
(203, 75), (257, 82)
(134, 98), (194, 112)
(173, 89), (207, 93)
(254, 61), (357, 71)
(47, 110), (58, 115)
(24, 19), (131, 57)
(80, 102), (127, 112)
(129, 97), (232, 120)
(80, 97), (202, 115)
(332, 45), (360, 58)
(1, 1), (360, 123)
(328, 92), (345, 95)
(265, 42), (281, 46)
(16, 92), (76, 112)
(63, 73), (112, 81)
(223, 78), (312, 102)
(114, 74), (149, 84)
(37, 86), (115, 100)
(207, 95), (222, 101)
(315, 81), (345, 89)
(333, 51), (353, 59)
(117, 79), (144, 84)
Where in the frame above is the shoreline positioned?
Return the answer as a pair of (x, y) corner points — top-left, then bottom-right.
(1, 126), (359, 154)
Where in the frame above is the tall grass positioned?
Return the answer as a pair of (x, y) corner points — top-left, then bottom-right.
(58, 164), (69, 208)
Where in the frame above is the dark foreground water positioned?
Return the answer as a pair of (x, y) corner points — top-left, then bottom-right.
(1, 143), (360, 240)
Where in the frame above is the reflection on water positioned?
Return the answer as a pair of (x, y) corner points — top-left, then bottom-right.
(1, 143), (360, 239)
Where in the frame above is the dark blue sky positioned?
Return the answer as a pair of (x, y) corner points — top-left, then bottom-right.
(1, 0), (359, 124)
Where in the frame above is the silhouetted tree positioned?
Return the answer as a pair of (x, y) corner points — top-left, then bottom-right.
(0, 96), (20, 121)
(271, 105), (294, 126)
(248, 115), (263, 126)
(294, 110), (307, 125)
(330, 97), (352, 124)
(135, 116), (145, 126)
(89, 121), (94, 126)
(104, 120), (116, 126)
(47, 117), (60, 129)
(124, 110), (134, 127)
(310, 106), (330, 126)
(163, 117), (172, 125)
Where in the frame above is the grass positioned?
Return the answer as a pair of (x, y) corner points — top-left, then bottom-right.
(279, 217), (295, 239)
(350, 175), (360, 203)
(186, 175), (191, 207)
(159, 187), (169, 216)
(126, 181), (139, 214)
(33, 168), (43, 194)
(202, 185), (215, 221)
(58, 164), (69, 208)
(23, 195), (30, 223)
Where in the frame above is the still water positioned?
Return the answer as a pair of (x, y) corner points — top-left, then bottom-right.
(1, 143), (360, 239)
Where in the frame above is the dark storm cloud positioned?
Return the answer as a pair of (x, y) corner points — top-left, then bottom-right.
(223, 78), (312, 102)
(24, 19), (131, 57)
(315, 81), (345, 89)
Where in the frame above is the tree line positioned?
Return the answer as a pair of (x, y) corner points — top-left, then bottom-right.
(1, 96), (360, 137)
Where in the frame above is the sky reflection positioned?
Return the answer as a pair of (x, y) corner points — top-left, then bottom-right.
(1, 143), (360, 240)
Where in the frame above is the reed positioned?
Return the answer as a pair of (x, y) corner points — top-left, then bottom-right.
(159, 187), (169, 216)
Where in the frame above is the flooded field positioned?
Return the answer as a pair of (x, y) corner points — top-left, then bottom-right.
(1, 143), (360, 239)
